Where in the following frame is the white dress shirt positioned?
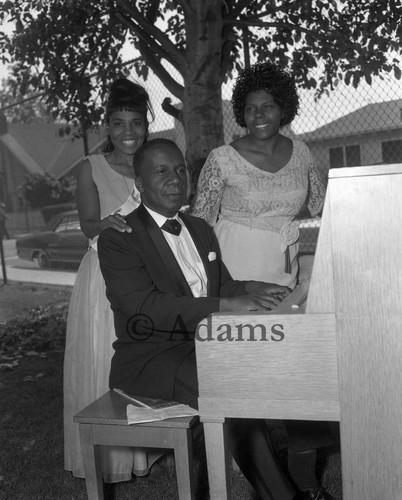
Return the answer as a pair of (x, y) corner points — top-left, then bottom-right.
(144, 206), (208, 297)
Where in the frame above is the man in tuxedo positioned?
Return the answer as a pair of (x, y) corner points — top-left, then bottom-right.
(98, 138), (331, 500)
(98, 138), (288, 403)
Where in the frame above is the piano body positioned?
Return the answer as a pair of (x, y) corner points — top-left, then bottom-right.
(195, 164), (402, 500)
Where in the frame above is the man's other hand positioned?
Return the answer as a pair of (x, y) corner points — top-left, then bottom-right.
(245, 281), (291, 302)
(220, 294), (281, 312)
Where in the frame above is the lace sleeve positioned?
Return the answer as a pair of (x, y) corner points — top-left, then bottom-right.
(307, 160), (327, 217)
(189, 150), (225, 227)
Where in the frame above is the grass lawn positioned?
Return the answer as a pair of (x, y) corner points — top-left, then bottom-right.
(0, 287), (343, 500)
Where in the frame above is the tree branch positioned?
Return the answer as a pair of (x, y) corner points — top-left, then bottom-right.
(241, 0), (323, 22)
(136, 39), (184, 100)
(174, 0), (193, 17)
(282, 0), (311, 12)
(221, 24), (237, 80)
(231, 18), (397, 46)
(78, 19), (113, 79)
(225, 18), (340, 42)
(144, 0), (163, 22)
(162, 97), (183, 123)
(114, 0), (187, 71)
(228, 0), (256, 19)
(113, 11), (182, 75)
(179, 0), (249, 22)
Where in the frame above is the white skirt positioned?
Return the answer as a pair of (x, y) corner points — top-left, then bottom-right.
(63, 248), (163, 482)
(215, 218), (299, 289)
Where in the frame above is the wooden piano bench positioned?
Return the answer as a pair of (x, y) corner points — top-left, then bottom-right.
(73, 391), (201, 500)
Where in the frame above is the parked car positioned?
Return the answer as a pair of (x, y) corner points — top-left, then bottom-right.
(16, 210), (89, 269)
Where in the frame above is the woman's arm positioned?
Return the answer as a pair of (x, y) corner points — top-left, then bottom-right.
(76, 158), (131, 239)
(307, 159), (327, 217)
(189, 150), (225, 226)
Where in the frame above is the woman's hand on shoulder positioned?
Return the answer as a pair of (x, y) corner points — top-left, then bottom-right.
(99, 213), (132, 233)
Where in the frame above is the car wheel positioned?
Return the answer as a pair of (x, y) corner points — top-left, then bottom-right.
(37, 251), (52, 269)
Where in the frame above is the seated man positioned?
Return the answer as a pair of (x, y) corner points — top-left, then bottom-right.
(98, 138), (330, 500)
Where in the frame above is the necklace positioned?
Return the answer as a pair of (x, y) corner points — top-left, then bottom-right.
(110, 150), (134, 173)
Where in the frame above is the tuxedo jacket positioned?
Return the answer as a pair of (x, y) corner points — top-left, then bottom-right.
(98, 203), (246, 398)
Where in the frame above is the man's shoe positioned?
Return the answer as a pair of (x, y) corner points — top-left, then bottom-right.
(299, 487), (335, 500)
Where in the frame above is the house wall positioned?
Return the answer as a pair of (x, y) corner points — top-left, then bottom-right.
(305, 128), (402, 176)
(0, 143), (31, 212)
(5, 209), (45, 237)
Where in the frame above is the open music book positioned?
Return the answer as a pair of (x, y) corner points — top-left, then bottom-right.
(113, 388), (199, 424)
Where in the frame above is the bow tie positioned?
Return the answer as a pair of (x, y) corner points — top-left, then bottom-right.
(161, 218), (182, 236)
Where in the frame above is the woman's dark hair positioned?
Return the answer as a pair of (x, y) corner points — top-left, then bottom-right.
(103, 78), (155, 152)
(231, 62), (299, 128)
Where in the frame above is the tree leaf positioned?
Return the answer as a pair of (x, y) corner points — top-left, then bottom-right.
(0, 0), (400, 179)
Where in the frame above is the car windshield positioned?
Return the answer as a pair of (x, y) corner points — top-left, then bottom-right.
(54, 215), (81, 232)
(45, 212), (81, 232)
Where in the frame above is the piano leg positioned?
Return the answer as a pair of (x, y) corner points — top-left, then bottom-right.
(202, 418), (232, 500)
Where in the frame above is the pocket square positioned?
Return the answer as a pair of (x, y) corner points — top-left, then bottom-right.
(208, 252), (216, 262)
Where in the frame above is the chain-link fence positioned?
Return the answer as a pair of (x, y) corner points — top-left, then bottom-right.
(1, 62), (401, 286)
(136, 64), (402, 255)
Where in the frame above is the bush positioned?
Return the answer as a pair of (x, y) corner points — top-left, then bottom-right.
(0, 303), (68, 368)
(19, 173), (75, 209)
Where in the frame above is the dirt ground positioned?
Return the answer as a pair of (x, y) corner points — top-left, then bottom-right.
(0, 281), (72, 323)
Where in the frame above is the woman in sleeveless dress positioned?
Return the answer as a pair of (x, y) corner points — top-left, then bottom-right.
(191, 63), (334, 500)
(63, 79), (163, 482)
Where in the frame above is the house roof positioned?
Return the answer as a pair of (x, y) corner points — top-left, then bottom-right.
(298, 99), (402, 141)
(1, 121), (177, 180)
(0, 133), (43, 174)
(3, 122), (105, 179)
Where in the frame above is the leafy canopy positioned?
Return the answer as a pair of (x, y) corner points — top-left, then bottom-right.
(0, 0), (400, 134)
(0, 77), (52, 123)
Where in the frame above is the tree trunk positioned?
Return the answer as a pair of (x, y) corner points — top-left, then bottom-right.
(181, 1), (225, 188)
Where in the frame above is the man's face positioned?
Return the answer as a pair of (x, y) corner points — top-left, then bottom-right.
(135, 144), (188, 217)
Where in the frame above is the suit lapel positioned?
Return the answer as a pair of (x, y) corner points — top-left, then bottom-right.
(179, 213), (217, 297)
(137, 205), (192, 297)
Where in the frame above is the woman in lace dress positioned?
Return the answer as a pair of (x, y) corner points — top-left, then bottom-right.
(190, 62), (325, 290)
(64, 79), (163, 482)
(190, 62), (334, 500)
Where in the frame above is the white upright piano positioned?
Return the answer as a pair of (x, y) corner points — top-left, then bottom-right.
(195, 164), (402, 500)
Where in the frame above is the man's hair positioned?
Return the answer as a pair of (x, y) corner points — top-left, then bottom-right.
(133, 138), (183, 177)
